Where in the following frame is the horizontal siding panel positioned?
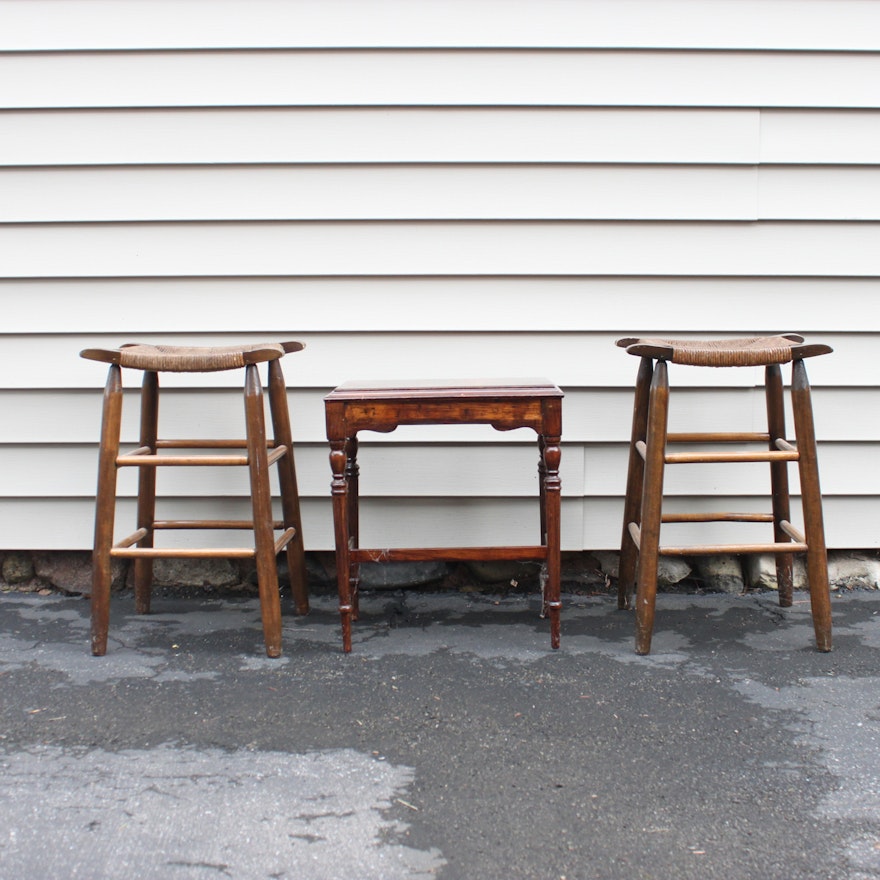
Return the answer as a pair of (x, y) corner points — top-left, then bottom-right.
(0, 496), (867, 552)
(759, 168), (880, 220)
(2, 386), (871, 445)
(3, 277), (877, 334)
(582, 443), (876, 497)
(0, 108), (760, 166)
(0, 165), (758, 222)
(5, 222), (880, 277)
(4, 441), (865, 499)
(3, 0), (879, 51)
(761, 111), (880, 165)
(0, 388), (336, 445)
(0, 497), (585, 552)
(4, 51), (880, 110)
(1, 443), (584, 499)
(5, 332), (854, 390)
(584, 497), (875, 550)
(13, 164), (880, 223)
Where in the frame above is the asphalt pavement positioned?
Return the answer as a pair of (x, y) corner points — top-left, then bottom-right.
(1, 586), (879, 880)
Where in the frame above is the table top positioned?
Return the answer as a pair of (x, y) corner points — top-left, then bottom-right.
(325, 378), (563, 402)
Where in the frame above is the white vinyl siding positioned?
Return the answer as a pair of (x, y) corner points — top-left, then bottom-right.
(4, 51), (880, 108)
(1, 0), (878, 552)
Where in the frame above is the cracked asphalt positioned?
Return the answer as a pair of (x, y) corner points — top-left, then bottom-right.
(1, 587), (879, 880)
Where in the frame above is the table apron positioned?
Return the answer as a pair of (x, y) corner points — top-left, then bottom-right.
(328, 399), (557, 436)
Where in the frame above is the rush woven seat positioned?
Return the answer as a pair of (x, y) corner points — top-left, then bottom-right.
(81, 341), (301, 373)
(81, 341), (309, 658)
(615, 334), (832, 368)
(616, 334), (832, 655)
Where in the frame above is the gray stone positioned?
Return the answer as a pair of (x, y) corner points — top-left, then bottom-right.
(593, 551), (621, 580)
(828, 551), (880, 590)
(269, 553), (336, 594)
(593, 550), (691, 588)
(304, 552), (338, 588)
(357, 561), (449, 590)
(463, 559), (541, 585)
(561, 552), (609, 589)
(656, 557), (692, 587)
(32, 551), (126, 596)
(301, 555), (448, 591)
(742, 554), (807, 591)
(2, 552), (35, 585)
(691, 555), (745, 594)
(149, 557), (239, 590)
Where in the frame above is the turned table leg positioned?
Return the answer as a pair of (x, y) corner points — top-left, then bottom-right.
(540, 394), (563, 649)
(329, 437), (354, 652)
(345, 436), (361, 622)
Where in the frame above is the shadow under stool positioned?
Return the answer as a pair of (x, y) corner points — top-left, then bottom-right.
(80, 342), (309, 657)
(323, 379), (563, 653)
(616, 334), (833, 655)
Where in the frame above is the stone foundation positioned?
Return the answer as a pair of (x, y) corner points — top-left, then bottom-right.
(1, 549), (878, 597)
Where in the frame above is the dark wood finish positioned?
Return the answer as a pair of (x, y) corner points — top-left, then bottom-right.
(662, 512), (774, 523)
(617, 336), (833, 655)
(791, 358), (832, 652)
(325, 380), (563, 653)
(90, 364), (123, 656)
(328, 436), (353, 642)
(667, 432), (769, 443)
(351, 546), (550, 563)
(617, 356), (652, 611)
(134, 370), (158, 614)
(344, 436), (361, 622)
(765, 363), (795, 606)
(634, 360), (669, 655)
(268, 358), (309, 616)
(245, 364), (283, 658)
(83, 342), (308, 658)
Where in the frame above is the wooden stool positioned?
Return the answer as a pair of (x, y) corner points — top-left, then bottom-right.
(81, 342), (309, 658)
(324, 380), (563, 652)
(617, 334), (833, 655)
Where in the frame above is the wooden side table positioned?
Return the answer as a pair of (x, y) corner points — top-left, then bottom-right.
(324, 380), (564, 652)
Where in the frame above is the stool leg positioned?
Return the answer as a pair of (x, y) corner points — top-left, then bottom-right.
(91, 364), (123, 656)
(540, 425), (562, 649)
(267, 359), (309, 616)
(619, 356), (653, 610)
(244, 364), (283, 658)
(345, 437), (361, 622)
(791, 359), (832, 652)
(329, 437), (354, 652)
(765, 364), (794, 607)
(134, 370), (158, 615)
(634, 359), (669, 655)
